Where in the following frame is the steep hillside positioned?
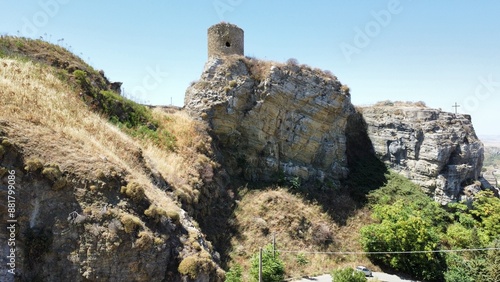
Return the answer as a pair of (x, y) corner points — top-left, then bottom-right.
(0, 36), (384, 281)
(0, 37), (225, 281)
(1, 36), (497, 282)
(227, 186), (375, 280)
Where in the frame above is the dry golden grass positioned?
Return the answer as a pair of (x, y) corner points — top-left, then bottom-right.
(0, 57), (182, 217)
(0, 58), (138, 177)
(0, 56), (217, 234)
(143, 109), (216, 205)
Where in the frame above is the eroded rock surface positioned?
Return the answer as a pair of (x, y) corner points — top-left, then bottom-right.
(185, 57), (354, 182)
(0, 126), (223, 282)
(361, 102), (484, 204)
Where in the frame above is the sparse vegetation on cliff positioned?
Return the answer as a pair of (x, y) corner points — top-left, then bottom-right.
(249, 244), (285, 282)
(1, 36), (496, 282)
(0, 36), (223, 281)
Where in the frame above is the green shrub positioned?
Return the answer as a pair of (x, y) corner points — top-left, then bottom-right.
(486, 240), (500, 281)
(98, 90), (153, 128)
(444, 254), (475, 282)
(249, 244), (285, 282)
(361, 199), (446, 281)
(360, 173), (449, 281)
(225, 264), (243, 282)
(288, 176), (301, 190)
(73, 69), (92, 94)
(445, 223), (477, 249)
(72, 68), (177, 151)
(359, 171), (500, 281)
(127, 123), (176, 151)
(296, 253), (309, 266)
(331, 267), (366, 282)
(469, 191), (500, 241)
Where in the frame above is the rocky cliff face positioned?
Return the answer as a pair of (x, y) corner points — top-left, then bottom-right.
(361, 102), (484, 204)
(185, 56), (354, 183)
(184, 57), (487, 204)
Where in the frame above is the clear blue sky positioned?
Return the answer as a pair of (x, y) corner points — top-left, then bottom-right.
(1, 1), (499, 135)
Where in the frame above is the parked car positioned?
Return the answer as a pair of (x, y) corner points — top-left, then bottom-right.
(355, 266), (372, 277)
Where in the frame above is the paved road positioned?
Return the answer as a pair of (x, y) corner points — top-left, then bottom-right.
(293, 272), (418, 282)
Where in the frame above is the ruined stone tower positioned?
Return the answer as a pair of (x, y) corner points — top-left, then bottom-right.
(207, 22), (244, 58)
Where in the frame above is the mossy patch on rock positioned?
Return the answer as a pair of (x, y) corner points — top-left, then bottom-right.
(120, 213), (143, 234)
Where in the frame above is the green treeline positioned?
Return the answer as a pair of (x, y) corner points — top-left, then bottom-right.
(360, 173), (500, 282)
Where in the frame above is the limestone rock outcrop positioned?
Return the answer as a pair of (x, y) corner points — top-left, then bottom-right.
(360, 102), (484, 204)
(185, 57), (354, 182)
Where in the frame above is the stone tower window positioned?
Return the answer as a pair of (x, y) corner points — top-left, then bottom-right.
(207, 23), (244, 58)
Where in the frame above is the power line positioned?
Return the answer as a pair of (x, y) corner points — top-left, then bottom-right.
(276, 247), (500, 255)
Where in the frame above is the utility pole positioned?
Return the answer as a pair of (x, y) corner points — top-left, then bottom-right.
(273, 233), (276, 258)
(259, 248), (263, 282)
(452, 102), (460, 114)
